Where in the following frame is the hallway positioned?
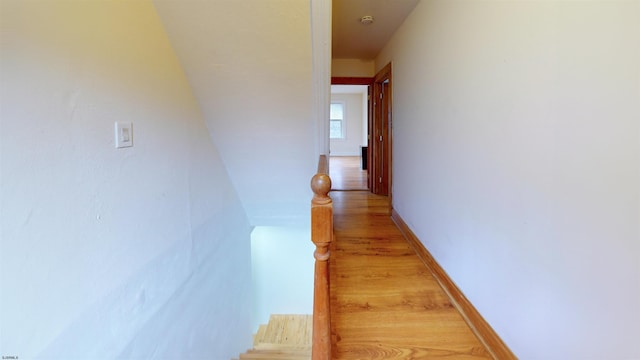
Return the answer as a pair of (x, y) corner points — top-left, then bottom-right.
(329, 191), (491, 359)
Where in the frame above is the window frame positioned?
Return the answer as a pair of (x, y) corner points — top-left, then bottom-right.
(330, 101), (346, 140)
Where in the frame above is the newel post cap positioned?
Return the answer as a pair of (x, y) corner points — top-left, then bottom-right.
(311, 173), (332, 204)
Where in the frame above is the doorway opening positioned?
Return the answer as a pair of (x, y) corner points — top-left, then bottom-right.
(329, 83), (370, 190)
(329, 67), (392, 197)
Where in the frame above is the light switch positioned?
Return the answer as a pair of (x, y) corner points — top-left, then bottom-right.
(115, 122), (133, 148)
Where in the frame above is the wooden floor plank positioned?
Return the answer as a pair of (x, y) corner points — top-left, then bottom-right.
(329, 191), (492, 359)
(329, 156), (368, 191)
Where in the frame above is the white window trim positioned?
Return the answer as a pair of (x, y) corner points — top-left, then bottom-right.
(330, 101), (346, 140)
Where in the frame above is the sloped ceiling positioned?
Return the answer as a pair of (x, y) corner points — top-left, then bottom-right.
(154, 0), (316, 226)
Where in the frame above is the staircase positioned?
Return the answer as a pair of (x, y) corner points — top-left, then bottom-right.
(235, 315), (312, 360)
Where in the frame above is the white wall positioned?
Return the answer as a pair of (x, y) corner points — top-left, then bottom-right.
(154, 0), (316, 227)
(377, 1), (640, 359)
(0, 1), (252, 359)
(251, 226), (314, 331)
(330, 91), (366, 156)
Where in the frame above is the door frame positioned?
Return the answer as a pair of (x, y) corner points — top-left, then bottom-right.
(371, 63), (392, 200)
(331, 77), (374, 189)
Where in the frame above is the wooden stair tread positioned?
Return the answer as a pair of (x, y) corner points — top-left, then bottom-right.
(254, 314), (312, 348)
(236, 314), (312, 360)
(253, 343), (311, 351)
(254, 324), (268, 345)
(239, 349), (310, 359)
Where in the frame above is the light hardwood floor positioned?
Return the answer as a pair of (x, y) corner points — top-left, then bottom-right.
(329, 156), (368, 191)
(329, 191), (491, 359)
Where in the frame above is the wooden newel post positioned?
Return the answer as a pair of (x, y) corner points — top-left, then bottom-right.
(311, 171), (332, 360)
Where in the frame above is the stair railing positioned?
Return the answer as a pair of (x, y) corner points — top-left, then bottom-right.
(310, 154), (332, 360)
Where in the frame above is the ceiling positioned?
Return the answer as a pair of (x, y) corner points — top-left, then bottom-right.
(332, 0), (420, 60)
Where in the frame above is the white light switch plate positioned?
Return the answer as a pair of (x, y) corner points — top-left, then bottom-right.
(115, 122), (133, 148)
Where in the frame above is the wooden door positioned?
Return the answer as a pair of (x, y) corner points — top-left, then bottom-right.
(371, 63), (392, 196)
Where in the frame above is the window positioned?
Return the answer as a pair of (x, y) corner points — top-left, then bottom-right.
(330, 102), (345, 139)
